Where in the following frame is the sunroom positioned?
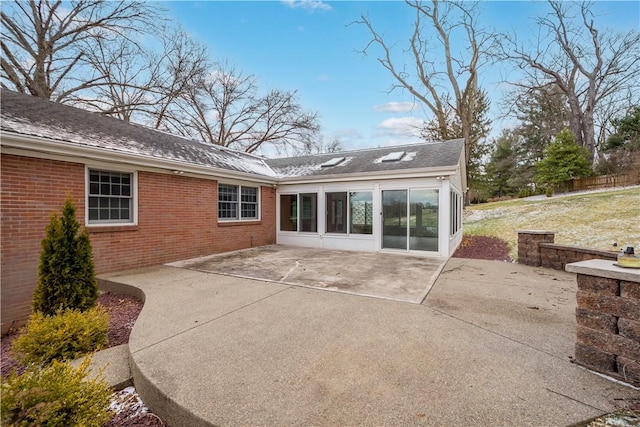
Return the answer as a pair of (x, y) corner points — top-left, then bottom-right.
(266, 139), (466, 258)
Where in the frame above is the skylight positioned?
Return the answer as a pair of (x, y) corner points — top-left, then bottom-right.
(380, 151), (406, 162)
(320, 157), (346, 167)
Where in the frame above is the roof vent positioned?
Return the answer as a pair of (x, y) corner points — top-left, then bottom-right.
(380, 151), (406, 162)
(320, 156), (346, 167)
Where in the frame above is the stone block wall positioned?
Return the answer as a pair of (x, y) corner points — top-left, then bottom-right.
(518, 231), (617, 270)
(574, 273), (640, 387)
(540, 244), (617, 270)
(517, 230), (555, 266)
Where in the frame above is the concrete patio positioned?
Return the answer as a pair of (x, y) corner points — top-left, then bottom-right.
(97, 250), (638, 426)
(168, 245), (448, 303)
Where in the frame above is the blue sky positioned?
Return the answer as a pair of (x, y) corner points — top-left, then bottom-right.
(166, 1), (640, 153)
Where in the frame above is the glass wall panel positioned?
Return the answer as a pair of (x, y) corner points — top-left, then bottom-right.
(382, 190), (407, 249)
(300, 193), (317, 232)
(409, 189), (439, 251)
(326, 192), (347, 233)
(280, 195), (297, 231)
(349, 192), (373, 234)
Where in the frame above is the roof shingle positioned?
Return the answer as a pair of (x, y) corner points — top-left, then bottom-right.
(1, 89), (464, 181)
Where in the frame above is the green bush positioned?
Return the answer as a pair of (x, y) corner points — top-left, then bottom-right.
(32, 197), (98, 315)
(545, 186), (554, 197)
(11, 306), (109, 366)
(1, 357), (113, 427)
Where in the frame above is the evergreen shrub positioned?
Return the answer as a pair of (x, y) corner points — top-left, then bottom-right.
(32, 198), (98, 315)
(11, 306), (109, 366)
(1, 357), (113, 427)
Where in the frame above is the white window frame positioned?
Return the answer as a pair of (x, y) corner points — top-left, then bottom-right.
(85, 166), (138, 226)
(218, 183), (260, 222)
(278, 192), (319, 233)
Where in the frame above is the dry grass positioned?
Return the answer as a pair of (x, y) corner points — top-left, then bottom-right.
(464, 186), (640, 258)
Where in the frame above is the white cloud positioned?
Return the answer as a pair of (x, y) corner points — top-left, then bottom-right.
(373, 102), (417, 113)
(317, 74), (329, 81)
(281, 0), (332, 11)
(375, 117), (424, 138)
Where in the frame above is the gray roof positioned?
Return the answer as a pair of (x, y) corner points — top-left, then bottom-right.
(1, 89), (464, 181)
(0, 89), (275, 178)
(266, 139), (464, 179)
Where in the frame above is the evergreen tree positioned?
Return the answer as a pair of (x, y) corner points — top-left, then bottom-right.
(534, 129), (593, 187)
(485, 130), (519, 198)
(32, 198), (98, 315)
(597, 106), (640, 174)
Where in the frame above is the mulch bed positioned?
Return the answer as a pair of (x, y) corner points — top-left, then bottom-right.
(452, 235), (512, 262)
(1, 292), (165, 426)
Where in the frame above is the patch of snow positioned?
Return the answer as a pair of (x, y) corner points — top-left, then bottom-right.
(3, 115), (278, 178)
(110, 386), (149, 419)
(401, 152), (417, 161)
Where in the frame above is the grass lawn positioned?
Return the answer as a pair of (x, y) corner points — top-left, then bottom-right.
(464, 186), (640, 258)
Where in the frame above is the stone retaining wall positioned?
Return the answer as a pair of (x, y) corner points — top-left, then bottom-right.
(518, 231), (617, 270)
(571, 269), (640, 387)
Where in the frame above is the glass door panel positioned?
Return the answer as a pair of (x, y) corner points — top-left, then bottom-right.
(409, 189), (439, 251)
(382, 190), (407, 249)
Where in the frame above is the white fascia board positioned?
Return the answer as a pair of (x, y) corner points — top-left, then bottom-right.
(1, 132), (278, 185)
(275, 166), (458, 185)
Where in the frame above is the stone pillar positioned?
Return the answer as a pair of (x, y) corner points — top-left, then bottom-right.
(517, 230), (555, 266)
(566, 260), (640, 388)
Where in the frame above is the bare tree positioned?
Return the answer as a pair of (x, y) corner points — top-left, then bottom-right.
(498, 1), (640, 161)
(1, 0), (160, 102)
(355, 0), (495, 181)
(75, 27), (209, 125)
(158, 62), (321, 154)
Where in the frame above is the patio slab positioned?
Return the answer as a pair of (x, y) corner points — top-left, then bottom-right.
(99, 254), (639, 427)
(168, 245), (447, 303)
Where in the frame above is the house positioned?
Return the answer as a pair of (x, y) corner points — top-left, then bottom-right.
(0, 89), (465, 333)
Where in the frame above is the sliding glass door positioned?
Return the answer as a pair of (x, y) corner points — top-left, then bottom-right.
(382, 189), (438, 252)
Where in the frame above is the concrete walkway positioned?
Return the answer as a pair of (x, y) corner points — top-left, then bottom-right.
(98, 257), (638, 427)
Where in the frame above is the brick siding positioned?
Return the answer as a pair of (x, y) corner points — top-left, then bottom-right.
(1, 154), (276, 333)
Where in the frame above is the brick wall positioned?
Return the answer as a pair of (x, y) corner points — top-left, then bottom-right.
(518, 231), (617, 270)
(1, 154), (276, 333)
(574, 274), (640, 387)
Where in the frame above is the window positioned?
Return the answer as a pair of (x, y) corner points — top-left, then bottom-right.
(326, 191), (373, 235)
(380, 151), (406, 162)
(450, 190), (462, 236)
(280, 194), (297, 231)
(326, 192), (347, 233)
(279, 193), (318, 232)
(88, 169), (134, 224)
(320, 157), (346, 167)
(350, 192), (373, 235)
(218, 184), (259, 221)
(301, 193), (317, 232)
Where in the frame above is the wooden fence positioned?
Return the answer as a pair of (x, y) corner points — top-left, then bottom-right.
(555, 172), (640, 193)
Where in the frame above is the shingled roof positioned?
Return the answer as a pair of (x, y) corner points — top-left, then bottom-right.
(1, 89), (464, 181)
(265, 139), (464, 180)
(0, 89), (275, 178)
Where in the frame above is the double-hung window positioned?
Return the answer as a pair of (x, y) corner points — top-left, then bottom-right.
(218, 184), (259, 221)
(88, 169), (134, 224)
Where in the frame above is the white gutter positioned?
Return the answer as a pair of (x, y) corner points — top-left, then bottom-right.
(274, 166), (458, 185)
